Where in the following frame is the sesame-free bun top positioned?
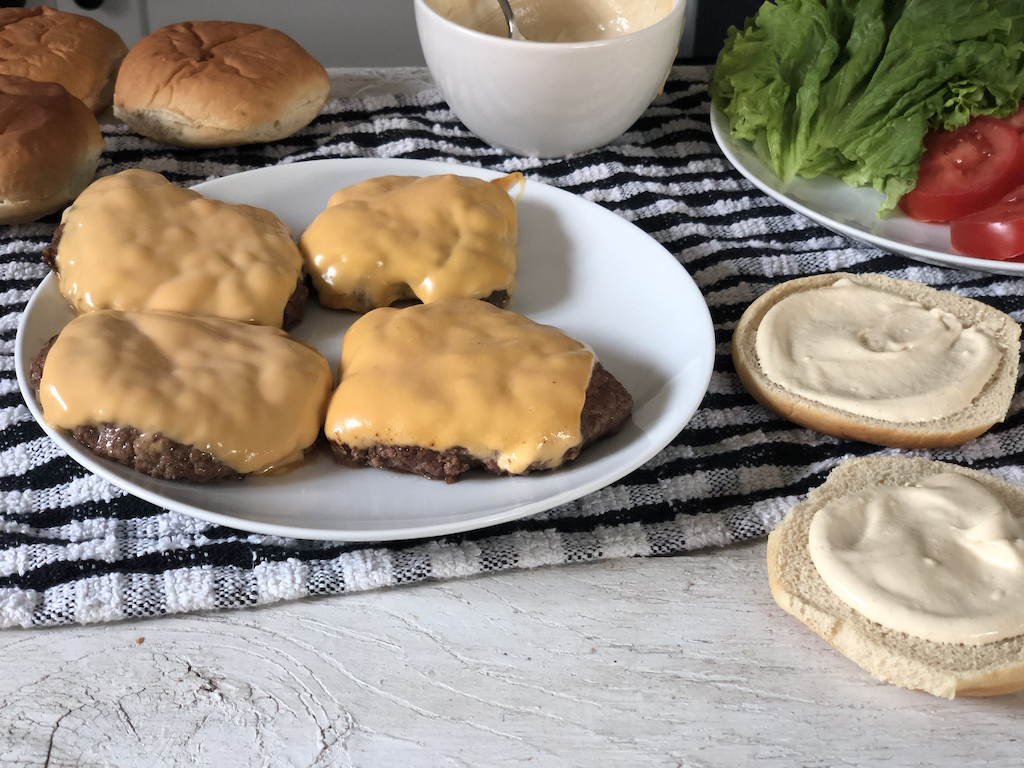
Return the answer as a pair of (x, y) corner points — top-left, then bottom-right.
(113, 20), (330, 148)
(0, 74), (104, 225)
(0, 5), (128, 112)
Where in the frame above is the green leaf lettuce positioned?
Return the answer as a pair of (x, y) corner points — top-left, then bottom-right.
(709, 0), (1024, 212)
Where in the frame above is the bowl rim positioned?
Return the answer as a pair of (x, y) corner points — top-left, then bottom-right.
(413, 0), (687, 50)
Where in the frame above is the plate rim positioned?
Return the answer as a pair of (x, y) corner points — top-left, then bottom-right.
(15, 157), (715, 542)
(709, 104), (1024, 277)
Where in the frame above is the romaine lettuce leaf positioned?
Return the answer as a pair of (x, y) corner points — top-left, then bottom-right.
(710, 0), (1024, 212)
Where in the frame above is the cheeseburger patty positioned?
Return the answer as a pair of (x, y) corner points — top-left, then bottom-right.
(30, 336), (245, 482)
(42, 223), (309, 332)
(31, 311), (334, 483)
(323, 299), (633, 483)
(328, 361), (632, 482)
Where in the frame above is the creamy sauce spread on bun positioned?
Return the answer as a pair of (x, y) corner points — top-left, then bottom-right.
(39, 311), (334, 475)
(325, 299), (595, 475)
(51, 169), (305, 328)
(299, 173), (521, 312)
(808, 472), (1024, 645)
(755, 278), (1003, 422)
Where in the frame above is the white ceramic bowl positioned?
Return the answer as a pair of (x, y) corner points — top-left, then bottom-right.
(414, 0), (686, 157)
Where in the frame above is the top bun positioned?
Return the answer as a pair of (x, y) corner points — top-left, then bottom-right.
(0, 74), (104, 225)
(0, 5), (128, 112)
(732, 272), (1021, 448)
(113, 20), (330, 148)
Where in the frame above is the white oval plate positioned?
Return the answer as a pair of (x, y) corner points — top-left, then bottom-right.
(16, 158), (715, 542)
(710, 105), (1024, 276)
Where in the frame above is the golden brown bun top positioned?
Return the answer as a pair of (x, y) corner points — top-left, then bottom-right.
(113, 20), (330, 132)
(0, 5), (128, 112)
(0, 74), (103, 203)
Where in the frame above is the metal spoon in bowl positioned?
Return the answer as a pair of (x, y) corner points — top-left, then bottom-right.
(496, 0), (528, 39)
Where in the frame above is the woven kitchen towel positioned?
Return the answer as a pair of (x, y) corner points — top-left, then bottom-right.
(3, 64), (1024, 628)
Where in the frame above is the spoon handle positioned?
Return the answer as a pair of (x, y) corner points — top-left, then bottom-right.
(495, 0), (524, 39)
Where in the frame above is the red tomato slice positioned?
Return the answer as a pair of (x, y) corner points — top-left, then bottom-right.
(899, 116), (1024, 222)
(949, 186), (1024, 261)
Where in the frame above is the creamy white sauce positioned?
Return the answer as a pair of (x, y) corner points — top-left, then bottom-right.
(808, 472), (1024, 644)
(429, 0), (673, 42)
(755, 279), (1002, 421)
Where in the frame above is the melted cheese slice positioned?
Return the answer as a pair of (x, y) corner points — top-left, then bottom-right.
(53, 169), (304, 328)
(325, 299), (595, 475)
(39, 311), (334, 474)
(299, 173), (521, 312)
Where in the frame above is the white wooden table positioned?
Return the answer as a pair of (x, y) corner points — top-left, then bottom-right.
(2, 541), (1020, 767)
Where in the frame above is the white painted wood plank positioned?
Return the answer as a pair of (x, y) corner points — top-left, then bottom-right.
(0, 545), (1020, 767)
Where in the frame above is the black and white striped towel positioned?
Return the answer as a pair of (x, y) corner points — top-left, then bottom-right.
(3, 64), (1024, 628)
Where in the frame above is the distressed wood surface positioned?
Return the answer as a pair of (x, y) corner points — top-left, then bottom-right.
(1, 542), (1021, 767)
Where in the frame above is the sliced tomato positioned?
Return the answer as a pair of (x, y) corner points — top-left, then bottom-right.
(899, 116), (1024, 222)
(949, 186), (1024, 261)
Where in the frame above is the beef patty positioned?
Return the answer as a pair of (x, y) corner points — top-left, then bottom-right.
(328, 362), (632, 483)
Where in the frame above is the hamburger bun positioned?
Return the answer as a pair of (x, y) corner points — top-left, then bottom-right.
(768, 455), (1024, 698)
(113, 20), (330, 148)
(732, 272), (1021, 448)
(0, 74), (104, 225)
(0, 5), (128, 113)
